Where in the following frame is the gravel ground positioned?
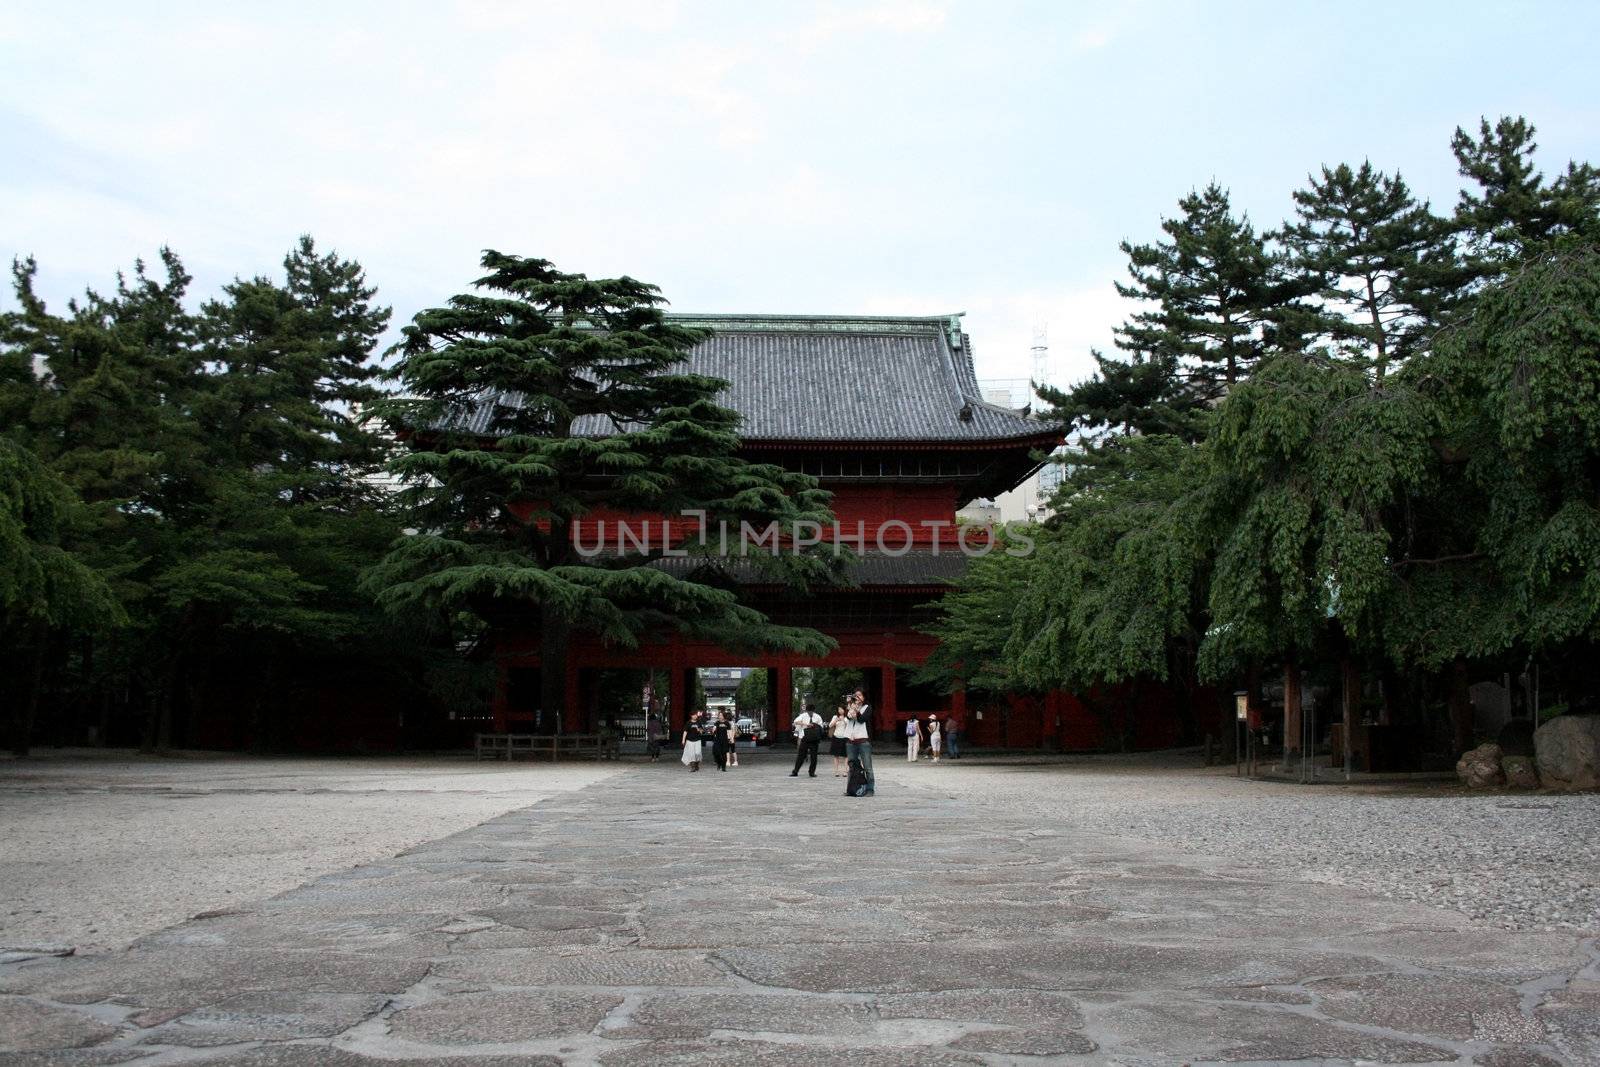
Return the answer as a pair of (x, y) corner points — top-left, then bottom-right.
(910, 750), (1600, 934)
(0, 751), (623, 953)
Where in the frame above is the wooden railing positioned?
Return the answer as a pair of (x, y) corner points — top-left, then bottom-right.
(475, 733), (622, 761)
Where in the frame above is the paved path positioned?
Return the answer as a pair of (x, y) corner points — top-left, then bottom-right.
(2, 754), (1597, 1065)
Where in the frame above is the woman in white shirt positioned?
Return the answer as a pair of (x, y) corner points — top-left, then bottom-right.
(827, 704), (850, 777)
(927, 715), (942, 762)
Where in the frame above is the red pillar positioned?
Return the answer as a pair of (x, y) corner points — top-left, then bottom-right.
(879, 664), (897, 735)
(562, 656), (581, 734)
(492, 661), (509, 733)
(774, 664), (793, 736)
(668, 665), (686, 734)
(951, 683), (966, 732)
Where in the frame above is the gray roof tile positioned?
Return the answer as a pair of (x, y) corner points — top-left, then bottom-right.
(460, 314), (1046, 444)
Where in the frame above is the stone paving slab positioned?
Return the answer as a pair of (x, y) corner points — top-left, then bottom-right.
(2, 754), (1597, 1064)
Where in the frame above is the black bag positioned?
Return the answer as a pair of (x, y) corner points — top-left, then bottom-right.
(845, 758), (870, 797)
(803, 722), (823, 744)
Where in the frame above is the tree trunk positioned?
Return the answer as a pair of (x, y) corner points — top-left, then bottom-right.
(1282, 660), (1303, 768)
(1341, 657), (1360, 771)
(145, 605), (196, 753)
(12, 632), (46, 758)
(1447, 657), (1473, 756)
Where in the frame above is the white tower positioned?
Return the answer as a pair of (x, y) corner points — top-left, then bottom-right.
(1029, 323), (1049, 391)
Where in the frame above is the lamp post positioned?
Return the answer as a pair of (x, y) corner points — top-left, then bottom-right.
(1234, 690), (1249, 777)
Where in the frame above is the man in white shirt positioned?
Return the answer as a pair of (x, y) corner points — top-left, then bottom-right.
(790, 703), (824, 777)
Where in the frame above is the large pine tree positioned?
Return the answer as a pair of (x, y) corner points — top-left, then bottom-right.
(368, 252), (838, 729)
(1451, 116), (1600, 278)
(1279, 161), (1452, 381)
(1115, 183), (1302, 405)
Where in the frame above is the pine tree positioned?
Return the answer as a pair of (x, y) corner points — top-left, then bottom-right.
(1279, 162), (1453, 381)
(1036, 348), (1206, 444)
(1452, 116), (1600, 275)
(1115, 183), (1302, 404)
(367, 252), (838, 729)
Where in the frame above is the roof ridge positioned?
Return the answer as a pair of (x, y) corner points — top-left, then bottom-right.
(664, 312), (965, 335)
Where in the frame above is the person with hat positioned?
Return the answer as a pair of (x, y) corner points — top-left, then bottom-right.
(927, 714), (942, 762)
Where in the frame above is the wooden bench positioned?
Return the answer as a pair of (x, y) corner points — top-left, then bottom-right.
(475, 732), (621, 761)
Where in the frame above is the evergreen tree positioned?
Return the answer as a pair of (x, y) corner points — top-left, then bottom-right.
(0, 436), (124, 755)
(1036, 347), (1206, 444)
(1116, 183), (1302, 404)
(1452, 116), (1600, 268)
(1279, 162), (1453, 380)
(367, 252), (838, 728)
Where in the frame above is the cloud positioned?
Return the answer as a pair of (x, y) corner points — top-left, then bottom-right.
(790, 1), (949, 48)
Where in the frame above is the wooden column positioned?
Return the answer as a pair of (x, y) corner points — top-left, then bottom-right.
(562, 656), (581, 734)
(492, 662), (509, 733)
(774, 664), (793, 736)
(879, 664), (897, 736)
(668, 665), (687, 734)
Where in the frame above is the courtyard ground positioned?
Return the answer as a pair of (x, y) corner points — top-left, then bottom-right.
(1, 749), (1597, 1063)
(0, 752), (623, 952)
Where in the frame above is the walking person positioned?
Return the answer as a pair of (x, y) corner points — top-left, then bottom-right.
(645, 712), (665, 761)
(727, 715), (740, 768)
(711, 711), (732, 772)
(827, 703), (850, 777)
(927, 714), (942, 762)
(681, 712), (704, 772)
(905, 716), (921, 761)
(844, 697), (875, 795)
(945, 715), (960, 760)
(790, 703), (823, 777)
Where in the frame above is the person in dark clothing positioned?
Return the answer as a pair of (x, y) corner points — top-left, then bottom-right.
(790, 702), (823, 777)
(645, 713), (665, 761)
(711, 712), (733, 772)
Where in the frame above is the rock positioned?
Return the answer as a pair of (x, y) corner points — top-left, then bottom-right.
(1497, 718), (1536, 757)
(1501, 755), (1541, 790)
(1534, 714), (1600, 790)
(1457, 743), (1505, 789)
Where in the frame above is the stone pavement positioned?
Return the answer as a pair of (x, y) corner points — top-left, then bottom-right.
(2, 753), (1597, 1065)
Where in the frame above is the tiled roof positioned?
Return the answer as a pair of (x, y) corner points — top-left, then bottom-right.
(458, 314), (1046, 444)
(636, 547), (970, 588)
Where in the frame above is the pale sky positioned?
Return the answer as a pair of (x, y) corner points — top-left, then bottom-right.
(4, 1), (1598, 389)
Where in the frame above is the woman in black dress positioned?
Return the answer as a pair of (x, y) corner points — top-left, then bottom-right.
(710, 712), (733, 772)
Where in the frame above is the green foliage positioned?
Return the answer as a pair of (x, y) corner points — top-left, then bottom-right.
(1, 237), (409, 753)
(1116, 183), (1305, 403)
(1411, 240), (1600, 658)
(0, 436), (123, 631)
(1199, 351), (1435, 677)
(733, 667), (768, 712)
(924, 115), (1600, 741)
(1279, 162), (1453, 379)
(1452, 117), (1600, 268)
